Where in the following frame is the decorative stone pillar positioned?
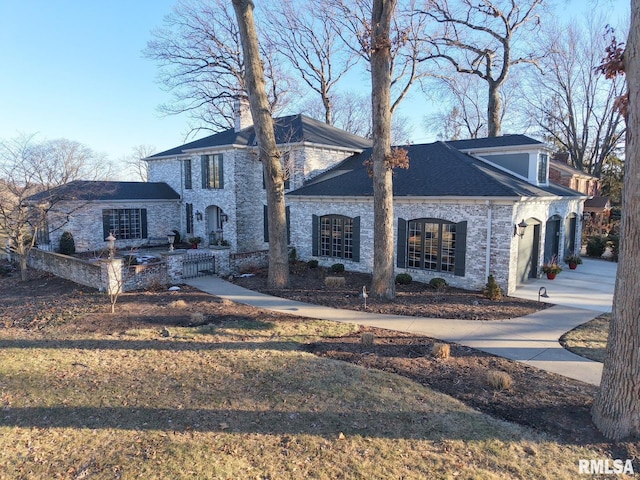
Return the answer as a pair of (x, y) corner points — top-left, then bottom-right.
(101, 258), (123, 295)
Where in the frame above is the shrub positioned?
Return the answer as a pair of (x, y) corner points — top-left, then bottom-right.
(431, 342), (451, 359)
(59, 231), (76, 255)
(486, 370), (513, 391)
(360, 332), (376, 347)
(586, 235), (607, 258)
(429, 277), (447, 289)
(288, 248), (298, 263)
(190, 312), (205, 324)
(330, 263), (345, 273)
(171, 229), (181, 245)
(308, 259), (319, 268)
(395, 273), (412, 285)
(484, 275), (503, 301)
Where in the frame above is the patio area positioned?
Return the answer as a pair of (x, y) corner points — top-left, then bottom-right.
(512, 258), (616, 313)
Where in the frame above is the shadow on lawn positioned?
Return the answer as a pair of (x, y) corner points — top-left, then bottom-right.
(0, 405), (538, 442)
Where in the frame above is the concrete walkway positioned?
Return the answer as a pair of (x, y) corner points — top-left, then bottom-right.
(186, 267), (613, 386)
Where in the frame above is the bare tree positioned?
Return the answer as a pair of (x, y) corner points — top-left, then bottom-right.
(526, 20), (626, 177)
(265, 0), (358, 125)
(329, 0), (432, 114)
(232, 0), (289, 289)
(370, 0), (398, 299)
(419, 0), (544, 137)
(0, 135), (109, 280)
(591, 6), (640, 440)
(121, 145), (156, 182)
(303, 91), (412, 143)
(145, 0), (297, 135)
(423, 74), (487, 139)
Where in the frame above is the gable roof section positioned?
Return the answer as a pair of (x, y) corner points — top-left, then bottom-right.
(445, 134), (543, 150)
(28, 180), (180, 202)
(288, 142), (582, 199)
(147, 114), (371, 159)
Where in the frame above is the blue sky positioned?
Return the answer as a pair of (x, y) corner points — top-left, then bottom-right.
(0, 0), (630, 171)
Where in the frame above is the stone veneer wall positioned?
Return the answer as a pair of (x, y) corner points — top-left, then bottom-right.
(288, 196), (583, 294)
(28, 248), (103, 290)
(46, 200), (181, 253)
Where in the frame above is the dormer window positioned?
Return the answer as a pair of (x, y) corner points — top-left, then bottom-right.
(537, 153), (548, 184)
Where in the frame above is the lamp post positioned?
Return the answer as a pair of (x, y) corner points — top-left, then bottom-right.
(167, 232), (176, 252)
(105, 232), (116, 259)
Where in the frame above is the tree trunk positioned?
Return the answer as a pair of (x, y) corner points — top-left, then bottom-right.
(487, 80), (502, 137)
(591, 2), (640, 440)
(370, 0), (397, 300)
(232, 0), (289, 288)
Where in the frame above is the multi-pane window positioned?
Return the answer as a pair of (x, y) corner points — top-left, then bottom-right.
(186, 203), (194, 234)
(320, 215), (353, 259)
(184, 158), (192, 189)
(102, 209), (147, 240)
(202, 154), (223, 189)
(537, 153), (548, 184)
(407, 219), (456, 273)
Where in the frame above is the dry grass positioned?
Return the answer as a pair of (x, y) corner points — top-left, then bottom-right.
(168, 299), (188, 309)
(0, 318), (607, 479)
(560, 314), (610, 363)
(324, 276), (346, 288)
(432, 342), (451, 359)
(486, 370), (513, 391)
(360, 332), (375, 346)
(189, 312), (205, 324)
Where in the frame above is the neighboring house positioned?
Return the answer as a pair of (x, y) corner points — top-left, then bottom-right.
(27, 181), (181, 252)
(549, 153), (611, 235)
(288, 135), (586, 294)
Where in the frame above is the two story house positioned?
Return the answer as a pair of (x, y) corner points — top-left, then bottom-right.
(33, 108), (587, 295)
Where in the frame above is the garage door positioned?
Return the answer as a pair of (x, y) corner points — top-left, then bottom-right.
(544, 215), (561, 263)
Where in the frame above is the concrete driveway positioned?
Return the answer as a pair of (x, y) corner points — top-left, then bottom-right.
(512, 258), (616, 313)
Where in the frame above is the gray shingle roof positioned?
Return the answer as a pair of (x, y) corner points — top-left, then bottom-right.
(27, 180), (180, 202)
(148, 114), (371, 159)
(288, 142), (582, 199)
(445, 134), (543, 150)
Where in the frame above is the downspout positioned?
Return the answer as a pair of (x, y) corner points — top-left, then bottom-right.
(485, 200), (492, 280)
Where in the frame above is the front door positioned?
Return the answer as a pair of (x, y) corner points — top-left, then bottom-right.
(517, 219), (541, 284)
(544, 215), (561, 263)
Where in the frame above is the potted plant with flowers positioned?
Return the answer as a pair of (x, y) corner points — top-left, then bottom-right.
(188, 236), (202, 249)
(542, 256), (563, 280)
(564, 253), (583, 270)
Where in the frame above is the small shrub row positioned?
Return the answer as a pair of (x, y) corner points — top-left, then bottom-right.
(395, 273), (412, 285)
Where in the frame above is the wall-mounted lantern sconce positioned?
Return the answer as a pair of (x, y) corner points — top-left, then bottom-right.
(220, 213), (229, 223)
(514, 219), (528, 238)
(195, 211), (203, 221)
(538, 286), (549, 303)
(167, 232), (176, 252)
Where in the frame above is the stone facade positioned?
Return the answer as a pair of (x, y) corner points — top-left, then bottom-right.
(146, 144), (357, 255)
(45, 200), (181, 253)
(289, 196), (583, 295)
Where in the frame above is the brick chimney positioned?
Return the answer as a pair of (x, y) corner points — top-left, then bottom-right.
(234, 96), (253, 132)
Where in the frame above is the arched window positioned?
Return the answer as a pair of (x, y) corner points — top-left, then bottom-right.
(397, 218), (467, 276)
(312, 214), (360, 262)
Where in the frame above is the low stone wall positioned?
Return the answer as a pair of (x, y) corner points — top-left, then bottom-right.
(28, 248), (103, 290)
(122, 262), (169, 291)
(230, 249), (269, 274)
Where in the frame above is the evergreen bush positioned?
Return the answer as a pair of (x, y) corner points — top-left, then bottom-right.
(59, 231), (75, 255)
